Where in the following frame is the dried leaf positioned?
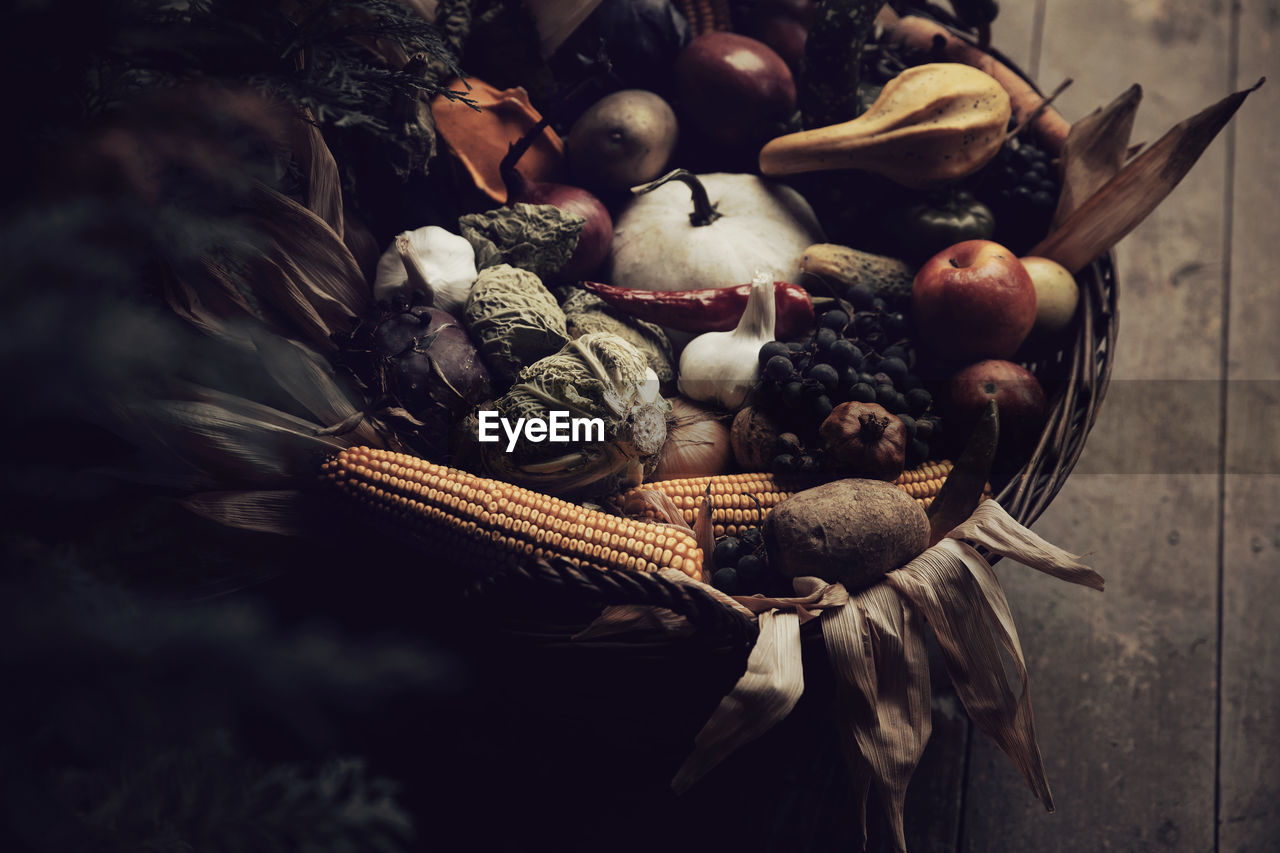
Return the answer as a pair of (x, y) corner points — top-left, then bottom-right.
(927, 399), (998, 546)
(121, 389), (349, 489)
(671, 609), (805, 794)
(1031, 79), (1265, 272)
(181, 489), (309, 536)
(288, 116), (345, 238)
(821, 583), (931, 852)
(249, 329), (384, 447)
(618, 488), (692, 530)
(950, 500), (1104, 591)
(885, 539), (1055, 812)
(572, 604), (693, 641)
(693, 485), (716, 579)
(1050, 84), (1143, 229)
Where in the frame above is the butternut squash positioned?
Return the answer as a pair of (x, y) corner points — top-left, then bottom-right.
(758, 63), (1012, 189)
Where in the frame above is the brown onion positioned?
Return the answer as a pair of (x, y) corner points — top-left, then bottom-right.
(653, 398), (732, 481)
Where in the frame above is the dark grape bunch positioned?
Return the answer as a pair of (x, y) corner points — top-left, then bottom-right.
(709, 527), (789, 597)
(753, 302), (943, 474)
(971, 136), (1060, 255)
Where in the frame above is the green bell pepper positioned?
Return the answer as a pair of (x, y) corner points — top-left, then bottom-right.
(889, 190), (996, 262)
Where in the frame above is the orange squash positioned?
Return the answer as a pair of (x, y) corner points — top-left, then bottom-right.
(430, 78), (565, 203)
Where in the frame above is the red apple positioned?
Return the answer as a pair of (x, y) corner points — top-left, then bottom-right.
(674, 32), (796, 150)
(912, 239), (1037, 361)
(947, 359), (1048, 453)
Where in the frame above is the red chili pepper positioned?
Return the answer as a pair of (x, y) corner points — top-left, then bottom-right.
(580, 280), (815, 341)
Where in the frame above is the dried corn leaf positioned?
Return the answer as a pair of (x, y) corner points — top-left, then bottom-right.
(671, 608), (806, 794)
(181, 489), (310, 536)
(166, 184), (368, 351)
(1050, 84), (1143, 230)
(248, 185), (368, 344)
(121, 394), (349, 489)
(821, 582), (930, 853)
(950, 500), (1104, 590)
(885, 539), (1054, 811)
(927, 399), (998, 546)
(572, 605), (694, 641)
(287, 116), (345, 239)
(249, 330), (384, 448)
(1031, 79), (1264, 272)
(617, 488), (692, 530)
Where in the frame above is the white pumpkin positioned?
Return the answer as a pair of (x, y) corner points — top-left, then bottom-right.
(609, 170), (825, 292)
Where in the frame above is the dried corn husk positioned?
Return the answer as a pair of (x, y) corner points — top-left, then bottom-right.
(1049, 84), (1143, 229)
(583, 500), (1103, 853)
(1032, 79), (1265, 272)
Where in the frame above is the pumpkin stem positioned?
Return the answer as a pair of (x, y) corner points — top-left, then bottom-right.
(631, 168), (722, 227)
(499, 115), (551, 204)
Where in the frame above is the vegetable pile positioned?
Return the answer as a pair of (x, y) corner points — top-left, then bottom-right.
(309, 0), (1257, 598)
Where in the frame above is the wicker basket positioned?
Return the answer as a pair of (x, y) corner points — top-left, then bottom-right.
(427, 8), (1119, 851)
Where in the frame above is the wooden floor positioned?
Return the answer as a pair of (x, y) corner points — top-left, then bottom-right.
(917, 2), (1280, 851)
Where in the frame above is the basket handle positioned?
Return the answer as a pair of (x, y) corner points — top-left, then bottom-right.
(465, 556), (759, 649)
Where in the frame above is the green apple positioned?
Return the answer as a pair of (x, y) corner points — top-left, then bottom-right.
(1021, 255), (1079, 334)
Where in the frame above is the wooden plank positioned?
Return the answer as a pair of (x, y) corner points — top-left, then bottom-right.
(960, 0), (1232, 849)
(1219, 0), (1280, 847)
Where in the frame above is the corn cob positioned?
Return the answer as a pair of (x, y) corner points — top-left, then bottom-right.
(676, 0), (733, 36)
(621, 461), (974, 537)
(323, 447), (703, 580)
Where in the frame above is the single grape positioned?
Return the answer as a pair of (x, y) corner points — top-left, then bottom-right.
(820, 309), (850, 331)
(807, 363), (840, 392)
(777, 432), (802, 455)
(873, 372), (893, 387)
(815, 326), (839, 350)
(857, 372), (877, 386)
(897, 413), (917, 439)
(713, 536), (742, 568)
(764, 355), (795, 381)
(829, 339), (863, 369)
(881, 344), (908, 361)
(712, 567), (741, 594)
(871, 297), (887, 312)
(878, 357), (909, 384)
(905, 387), (933, 416)
(915, 418), (935, 441)
(783, 380), (804, 405)
(772, 453), (797, 474)
(850, 382), (876, 403)
(740, 527), (764, 552)
(853, 313), (881, 337)
(846, 284), (876, 309)
(758, 340), (790, 366)
(875, 384), (898, 407)
(810, 394), (834, 419)
(737, 553), (767, 588)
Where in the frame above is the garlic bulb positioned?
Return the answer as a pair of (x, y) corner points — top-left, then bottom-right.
(372, 225), (477, 315)
(677, 270), (776, 411)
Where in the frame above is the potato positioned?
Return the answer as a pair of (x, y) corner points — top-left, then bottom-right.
(764, 478), (930, 590)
